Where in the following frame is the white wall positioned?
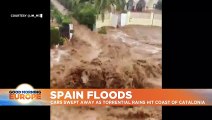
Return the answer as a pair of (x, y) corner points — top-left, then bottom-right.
(121, 13), (128, 26)
(95, 11), (161, 29)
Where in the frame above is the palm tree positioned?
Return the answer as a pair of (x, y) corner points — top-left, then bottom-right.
(94, 0), (126, 22)
(70, 0), (81, 11)
(114, 0), (127, 12)
(57, 0), (80, 11)
(136, 0), (146, 12)
(127, 0), (134, 11)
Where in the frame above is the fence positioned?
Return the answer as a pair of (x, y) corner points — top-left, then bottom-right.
(95, 11), (162, 29)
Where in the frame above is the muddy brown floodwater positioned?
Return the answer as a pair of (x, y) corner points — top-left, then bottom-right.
(51, 20), (162, 120)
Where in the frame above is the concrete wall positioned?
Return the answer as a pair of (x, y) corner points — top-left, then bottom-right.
(128, 12), (161, 26)
(96, 19), (111, 28)
(96, 13), (113, 28)
(121, 13), (128, 26)
(127, 12), (152, 26)
(152, 13), (162, 26)
(95, 11), (161, 29)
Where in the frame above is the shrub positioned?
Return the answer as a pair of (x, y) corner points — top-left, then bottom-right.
(55, 15), (63, 24)
(62, 15), (71, 25)
(59, 37), (65, 45)
(73, 3), (96, 30)
(51, 28), (60, 46)
(98, 27), (107, 34)
(51, 9), (63, 24)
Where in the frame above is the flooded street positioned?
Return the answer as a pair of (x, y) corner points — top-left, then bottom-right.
(50, 21), (162, 120)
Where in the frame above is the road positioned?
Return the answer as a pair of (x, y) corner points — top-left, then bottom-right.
(51, 0), (68, 15)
